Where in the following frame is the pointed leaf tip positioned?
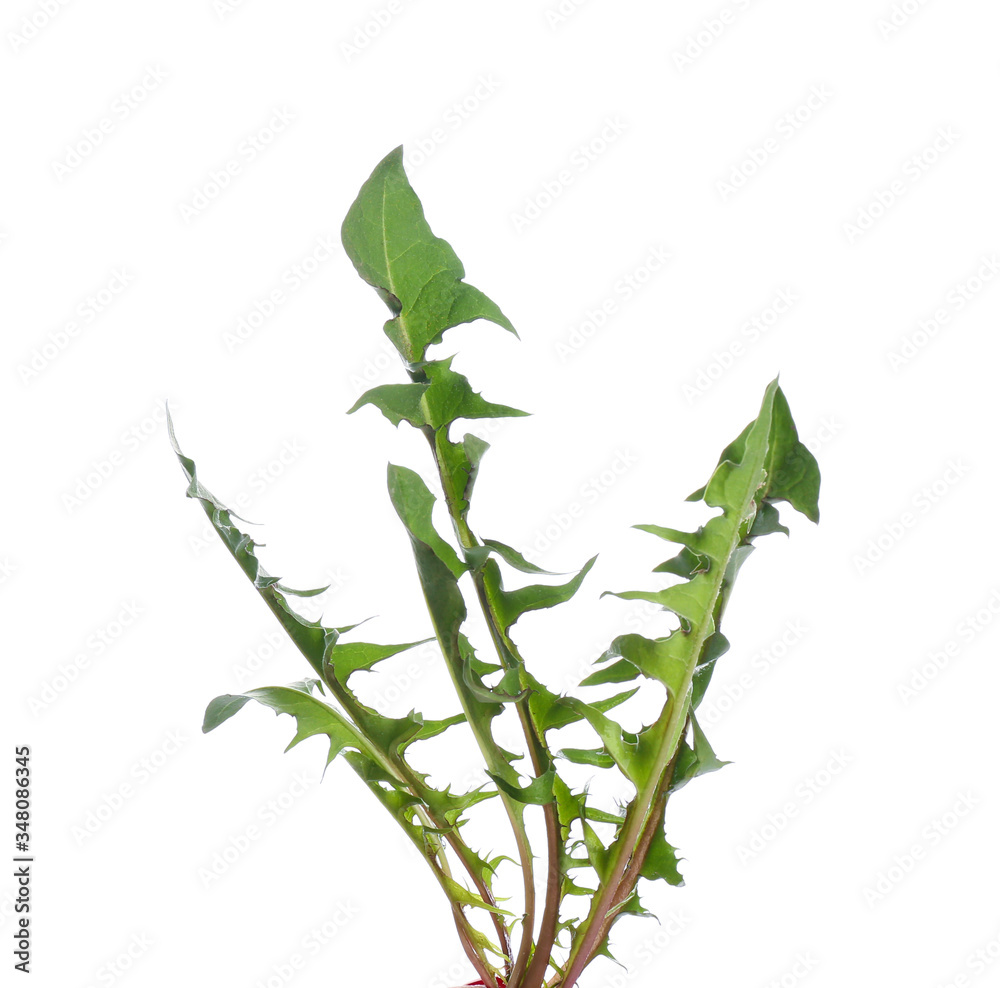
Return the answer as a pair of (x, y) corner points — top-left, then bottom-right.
(342, 149), (516, 363)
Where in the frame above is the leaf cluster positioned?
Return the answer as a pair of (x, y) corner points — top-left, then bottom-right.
(173, 147), (820, 988)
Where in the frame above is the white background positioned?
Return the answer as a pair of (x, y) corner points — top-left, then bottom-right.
(3, 1), (999, 986)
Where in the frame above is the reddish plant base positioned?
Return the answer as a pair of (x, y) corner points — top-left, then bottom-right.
(465, 980), (506, 987)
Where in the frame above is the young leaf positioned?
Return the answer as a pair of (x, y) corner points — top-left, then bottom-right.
(341, 146), (516, 364)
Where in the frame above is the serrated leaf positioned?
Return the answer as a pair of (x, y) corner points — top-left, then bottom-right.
(484, 555), (597, 632)
(765, 387), (821, 523)
(441, 875), (514, 916)
(349, 358), (527, 430)
(324, 638), (433, 684)
(562, 698), (646, 786)
(347, 382), (428, 426)
(670, 714), (729, 793)
(341, 146), (516, 364)
(460, 634), (530, 704)
(560, 748), (615, 769)
(487, 765), (556, 805)
(202, 684), (378, 776)
(599, 634), (687, 697)
(652, 545), (711, 578)
(534, 685), (639, 733)
(639, 829), (685, 887)
(749, 500), (788, 538)
(419, 357), (527, 427)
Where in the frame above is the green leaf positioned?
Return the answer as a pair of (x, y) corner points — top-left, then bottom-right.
(533, 685), (639, 733)
(651, 545), (711, 579)
(203, 693), (253, 732)
(484, 555), (598, 632)
(690, 633), (730, 710)
(670, 714), (730, 793)
(599, 634), (688, 697)
(341, 146), (516, 364)
(640, 829), (685, 887)
(459, 634), (530, 704)
(387, 464), (466, 579)
(764, 387), (821, 524)
(441, 875), (514, 917)
(168, 411), (355, 678)
(349, 358), (527, 430)
(687, 385), (820, 524)
(560, 748), (615, 769)
(487, 765), (556, 805)
(562, 698), (646, 786)
(481, 538), (559, 575)
(324, 638), (432, 685)
(577, 659), (640, 688)
(347, 383), (428, 427)
(202, 684), (379, 775)
(419, 358), (526, 428)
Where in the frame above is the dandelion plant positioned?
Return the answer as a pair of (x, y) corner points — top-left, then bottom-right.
(171, 147), (820, 988)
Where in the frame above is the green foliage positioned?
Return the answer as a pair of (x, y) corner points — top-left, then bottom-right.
(171, 146), (820, 988)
